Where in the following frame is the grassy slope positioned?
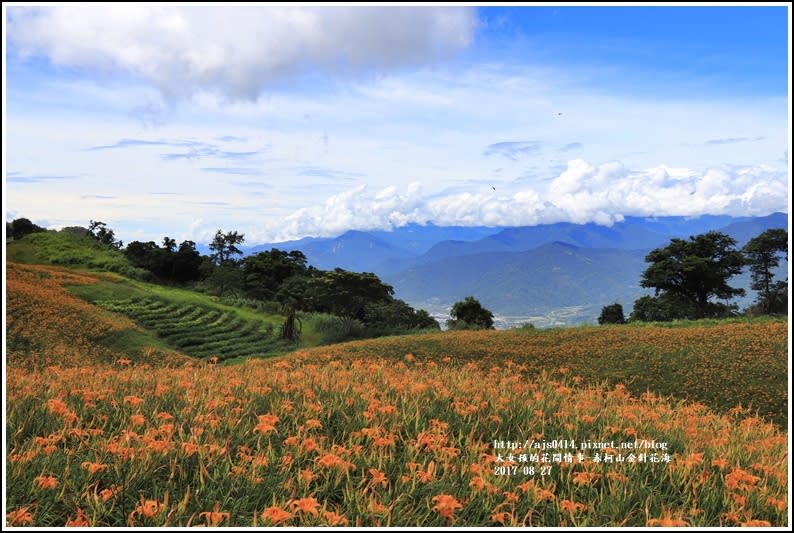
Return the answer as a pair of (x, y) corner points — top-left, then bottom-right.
(5, 262), (189, 368)
(7, 230), (147, 278)
(288, 318), (788, 427)
(6, 232), (318, 365)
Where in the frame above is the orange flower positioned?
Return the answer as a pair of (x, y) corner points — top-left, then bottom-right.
(369, 468), (388, 487)
(66, 508), (90, 527)
(323, 511), (349, 526)
(535, 489), (556, 502)
(740, 519), (772, 527)
(711, 458), (728, 469)
(300, 469), (315, 483)
(117, 358), (132, 366)
(560, 499), (587, 514)
(81, 461), (109, 476)
(35, 475), (59, 489)
(181, 442), (200, 456)
(767, 497), (786, 512)
(124, 395), (144, 407)
(254, 414), (279, 434)
(503, 491), (519, 503)
(432, 494), (463, 520)
(291, 497), (320, 516)
(199, 510), (230, 526)
(572, 471), (601, 486)
(305, 419), (323, 430)
(491, 511), (511, 525)
(7, 507), (34, 526)
(128, 499), (166, 525)
(260, 507), (293, 525)
(647, 512), (689, 527)
(130, 414), (145, 426)
(99, 485), (122, 502)
(469, 476), (486, 491)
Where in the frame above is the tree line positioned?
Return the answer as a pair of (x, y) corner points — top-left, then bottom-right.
(41, 223), (438, 340)
(598, 228), (788, 324)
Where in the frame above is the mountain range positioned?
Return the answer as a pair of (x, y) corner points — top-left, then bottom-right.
(242, 212), (788, 327)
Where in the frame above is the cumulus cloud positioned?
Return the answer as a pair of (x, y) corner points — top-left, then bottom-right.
(8, 6), (476, 101)
(255, 159), (789, 241)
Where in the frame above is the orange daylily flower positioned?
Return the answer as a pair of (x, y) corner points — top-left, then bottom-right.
(7, 507), (34, 526)
(369, 468), (388, 487)
(560, 499), (587, 513)
(260, 506), (293, 525)
(199, 509), (230, 526)
(81, 461), (109, 476)
(291, 497), (321, 516)
(432, 494), (463, 520)
(35, 475), (59, 489)
(66, 508), (90, 527)
(323, 511), (349, 526)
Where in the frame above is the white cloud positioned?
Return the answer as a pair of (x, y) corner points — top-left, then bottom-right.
(8, 6), (476, 101)
(250, 159), (788, 242)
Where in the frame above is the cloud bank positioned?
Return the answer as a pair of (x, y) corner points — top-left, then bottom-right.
(8, 6), (476, 101)
(259, 159), (788, 242)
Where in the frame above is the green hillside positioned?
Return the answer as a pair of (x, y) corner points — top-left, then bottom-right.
(288, 318), (788, 427)
(6, 230), (316, 364)
(7, 229), (147, 278)
(68, 278), (292, 361)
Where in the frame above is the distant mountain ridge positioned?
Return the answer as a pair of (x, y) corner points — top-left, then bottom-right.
(240, 212), (788, 326)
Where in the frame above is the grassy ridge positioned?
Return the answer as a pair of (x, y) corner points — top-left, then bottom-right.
(7, 230), (147, 278)
(288, 319), (788, 427)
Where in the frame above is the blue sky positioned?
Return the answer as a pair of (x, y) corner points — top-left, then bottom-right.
(3, 5), (790, 244)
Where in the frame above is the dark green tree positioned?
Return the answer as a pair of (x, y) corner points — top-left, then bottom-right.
(447, 296), (494, 330)
(311, 269), (395, 320)
(209, 229), (245, 265)
(242, 249), (310, 301)
(9, 218), (46, 240)
(162, 236), (177, 253)
(743, 228), (788, 314)
(639, 231), (745, 319)
(87, 220), (122, 249)
(598, 303), (626, 324)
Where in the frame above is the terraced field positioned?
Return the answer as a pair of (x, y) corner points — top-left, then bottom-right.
(97, 297), (285, 360)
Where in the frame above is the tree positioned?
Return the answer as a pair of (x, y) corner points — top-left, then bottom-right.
(311, 269), (395, 320)
(743, 228), (788, 314)
(9, 218), (45, 240)
(209, 229), (245, 265)
(162, 236), (177, 253)
(242, 249), (310, 301)
(87, 220), (122, 249)
(639, 231), (745, 319)
(598, 303), (626, 324)
(447, 296), (494, 330)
